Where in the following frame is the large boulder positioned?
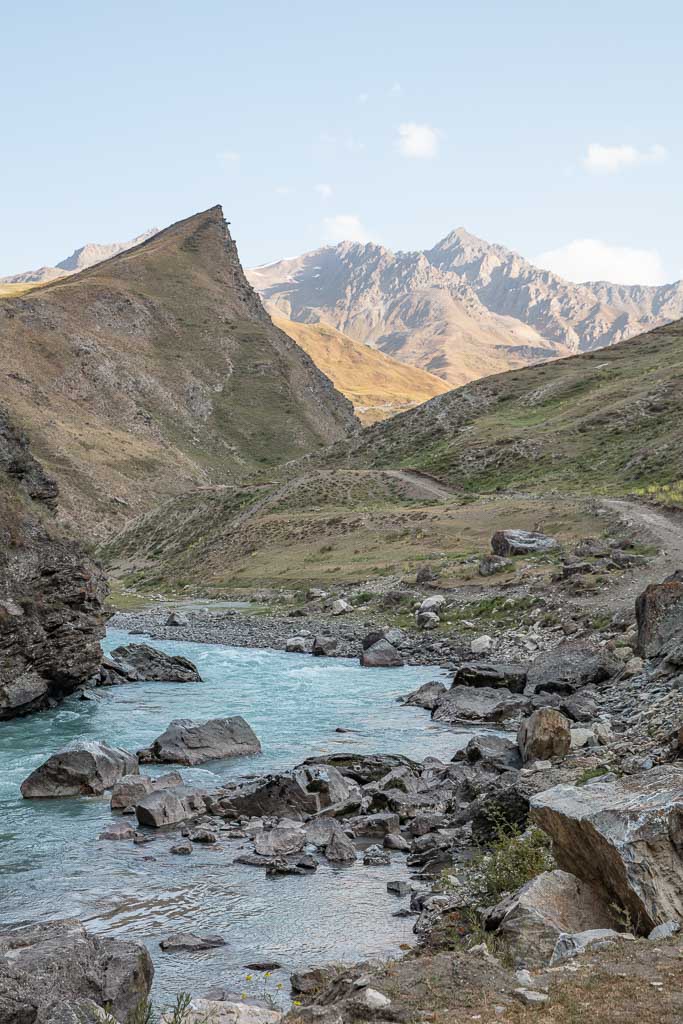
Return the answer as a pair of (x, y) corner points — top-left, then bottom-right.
(453, 662), (528, 694)
(525, 642), (617, 695)
(312, 635), (339, 657)
(331, 599), (352, 616)
(108, 643), (201, 682)
(491, 530), (558, 556)
(135, 784), (208, 827)
(432, 685), (531, 724)
(137, 716), (261, 765)
(530, 765), (683, 932)
(21, 741), (138, 798)
(360, 640), (404, 668)
(0, 918), (153, 1021)
(518, 708), (571, 763)
(487, 870), (618, 967)
(416, 611), (440, 630)
(458, 734), (522, 772)
(636, 571), (683, 656)
(401, 680), (447, 710)
(418, 595), (447, 615)
(216, 764), (359, 820)
(110, 771), (183, 811)
(253, 827), (306, 857)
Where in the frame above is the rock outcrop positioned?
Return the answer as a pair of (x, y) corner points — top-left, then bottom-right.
(106, 643), (202, 683)
(20, 741), (138, 798)
(636, 571), (683, 656)
(137, 716), (261, 765)
(491, 530), (558, 556)
(135, 784), (208, 827)
(518, 708), (571, 763)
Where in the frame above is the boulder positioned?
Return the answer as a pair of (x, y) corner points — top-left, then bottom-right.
(530, 765), (683, 932)
(303, 752), (420, 785)
(312, 635), (339, 657)
(360, 640), (404, 668)
(487, 870), (618, 967)
(550, 928), (627, 965)
(525, 642), (617, 695)
(98, 822), (136, 841)
(518, 708), (571, 763)
(470, 635), (493, 655)
(458, 734), (522, 772)
(479, 555), (512, 577)
(491, 530), (558, 556)
(416, 565), (439, 584)
(0, 918), (153, 1021)
(636, 571), (683, 656)
(218, 764), (358, 820)
(432, 686), (531, 724)
(164, 610), (189, 627)
(363, 844), (391, 865)
(416, 610), (440, 630)
(285, 637), (310, 653)
(348, 811), (400, 836)
(137, 716), (261, 765)
(418, 595), (446, 615)
(171, 999), (281, 1024)
(160, 932), (225, 951)
(110, 771), (183, 811)
(331, 599), (352, 616)
(325, 828), (357, 863)
(21, 741), (138, 798)
(453, 661), (528, 694)
(135, 785), (208, 827)
(401, 680), (447, 710)
(266, 854), (318, 876)
(253, 827), (306, 857)
(109, 643), (201, 682)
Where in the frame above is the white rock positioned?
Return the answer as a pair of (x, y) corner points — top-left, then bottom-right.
(470, 635), (493, 655)
(166, 1000), (281, 1024)
(419, 595), (446, 614)
(358, 989), (391, 1010)
(331, 599), (352, 616)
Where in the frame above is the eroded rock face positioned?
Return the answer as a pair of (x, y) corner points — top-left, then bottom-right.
(636, 571), (683, 656)
(215, 764), (359, 820)
(518, 708), (571, 763)
(137, 716), (261, 765)
(491, 530), (558, 556)
(0, 409), (107, 720)
(0, 918), (153, 1022)
(525, 642), (617, 695)
(107, 644), (202, 683)
(530, 765), (683, 932)
(20, 741), (138, 798)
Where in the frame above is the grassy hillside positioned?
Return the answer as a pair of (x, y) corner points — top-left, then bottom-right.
(312, 320), (683, 496)
(0, 207), (356, 537)
(273, 316), (449, 423)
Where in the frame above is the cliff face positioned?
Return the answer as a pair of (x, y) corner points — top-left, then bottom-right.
(0, 409), (107, 719)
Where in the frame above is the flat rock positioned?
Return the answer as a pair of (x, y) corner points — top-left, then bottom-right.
(160, 932), (226, 951)
(109, 643), (201, 682)
(137, 716), (261, 765)
(433, 685), (531, 724)
(453, 661), (528, 693)
(21, 741), (138, 798)
(135, 785), (207, 827)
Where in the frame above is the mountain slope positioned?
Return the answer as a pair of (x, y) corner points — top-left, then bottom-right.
(273, 315), (449, 423)
(0, 229), (159, 284)
(0, 206), (356, 537)
(311, 319), (683, 496)
(248, 233), (683, 386)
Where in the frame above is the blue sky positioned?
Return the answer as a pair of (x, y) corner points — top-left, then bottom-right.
(1, 0), (681, 284)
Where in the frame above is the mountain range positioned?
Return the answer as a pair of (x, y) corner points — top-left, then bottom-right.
(0, 229), (160, 284)
(248, 230), (683, 386)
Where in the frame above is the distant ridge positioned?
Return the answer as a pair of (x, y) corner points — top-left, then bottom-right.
(0, 228), (159, 284)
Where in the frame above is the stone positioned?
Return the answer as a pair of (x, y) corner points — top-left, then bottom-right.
(479, 555), (512, 577)
(170, 840), (194, 855)
(331, 599), (352, 616)
(491, 530), (558, 556)
(470, 635), (493, 655)
(0, 918), (153, 1021)
(460, 734), (522, 771)
(636, 571), (683, 656)
(401, 680), (447, 710)
(454, 661), (528, 693)
(254, 827), (305, 857)
(110, 771), (183, 810)
(513, 989), (549, 1007)
(159, 932), (226, 951)
(416, 610), (440, 630)
(285, 637), (309, 653)
(550, 928), (625, 965)
(98, 822), (136, 841)
(167, 999), (281, 1024)
(384, 833), (411, 851)
(137, 716), (261, 765)
(21, 741), (138, 798)
(348, 811), (400, 836)
(307, 588), (329, 601)
(648, 921), (680, 940)
(109, 643), (201, 682)
(363, 844), (391, 865)
(416, 565), (439, 584)
(266, 854), (318, 875)
(530, 765), (683, 932)
(135, 785), (208, 827)
(222, 764), (358, 819)
(312, 635), (339, 656)
(570, 727), (597, 749)
(525, 642), (617, 695)
(360, 639), (404, 668)
(518, 709), (571, 763)
(165, 610), (189, 627)
(325, 828), (357, 863)
(418, 595), (447, 614)
(354, 989), (391, 1011)
(433, 685), (531, 724)
(190, 827), (218, 844)
(488, 870), (618, 967)
(387, 880), (411, 896)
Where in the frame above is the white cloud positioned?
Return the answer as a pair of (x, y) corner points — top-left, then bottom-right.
(583, 142), (668, 174)
(323, 214), (370, 244)
(397, 122), (439, 159)
(315, 183), (333, 199)
(218, 150), (240, 164)
(535, 238), (667, 286)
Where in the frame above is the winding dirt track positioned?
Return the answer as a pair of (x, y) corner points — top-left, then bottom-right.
(598, 499), (683, 609)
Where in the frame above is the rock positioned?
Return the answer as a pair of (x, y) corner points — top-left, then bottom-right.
(331, 599), (352, 616)
(109, 643), (201, 682)
(488, 870), (618, 967)
(648, 921), (680, 940)
(624, 656), (645, 677)
(518, 709), (571, 763)
(363, 844), (391, 865)
(384, 833), (410, 851)
(360, 640), (404, 668)
(135, 785), (208, 827)
(266, 854), (318, 875)
(21, 741), (138, 798)
(285, 637), (310, 653)
(325, 828), (357, 863)
(491, 530), (558, 556)
(401, 680), (447, 710)
(453, 661), (528, 693)
(570, 727), (597, 749)
(98, 822), (136, 841)
(170, 840), (194, 855)
(513, 989), (549, 1007)
(387, 880), (411, 896)
(470, 635), (493, 655)
(560, 691), (599, 723)
(165, 610), (189, 626)
(354, 988), (391, 1011)
(416, 565), (439, 584)
(110, 771), (183, 811)
(433, 685), (531, 724)
(0, 918), (153, 1021)
(348, 811), (400, 836)
(312, 635), (339, 656)
(479, 555), (512, 577)
(221, 764), (358, 819)
(419, 595), (447, 614)
(254, 827), (305, 857)
(137, 716), (261, 765)
(525, 642), (617, 695)
(459, 734), (522, 772)
(160, 932), (226, 951)
(307, 588), (329, 601)
(168, 999), (281, 1024)
(636, 571), (683, 656)
(190, 827), (218, 844)
(531, 765), (683, 932)
(243, 961), (283, 971)
(416, 610), (440, 630)
(550, 928), (626, 965)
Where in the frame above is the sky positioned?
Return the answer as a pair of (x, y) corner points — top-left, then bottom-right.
(1, 0), (681, 285)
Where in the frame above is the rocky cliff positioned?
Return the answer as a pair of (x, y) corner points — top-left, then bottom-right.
(0, 408), (107, 719)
